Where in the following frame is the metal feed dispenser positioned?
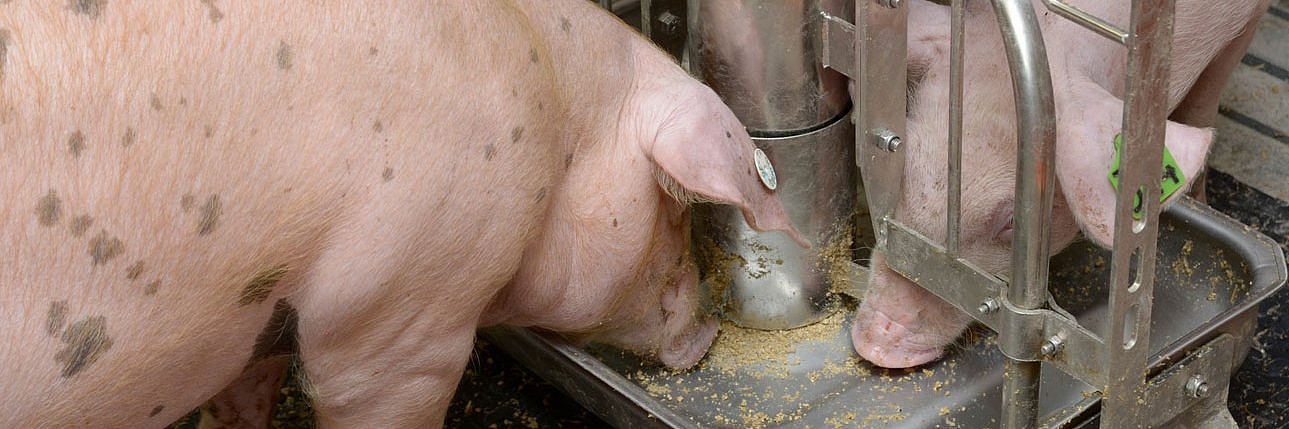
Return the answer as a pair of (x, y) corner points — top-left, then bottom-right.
(485, 0), (1289, 427)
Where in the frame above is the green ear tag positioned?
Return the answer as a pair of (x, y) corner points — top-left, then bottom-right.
(1107, 133), (1186, 220)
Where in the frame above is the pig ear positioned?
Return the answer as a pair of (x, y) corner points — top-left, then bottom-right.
(644, 86), (810, 248)
(1055, 82), (1212, 246)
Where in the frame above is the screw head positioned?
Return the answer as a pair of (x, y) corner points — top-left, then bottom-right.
(1041, 336), (1065, 357)
(872, 129), (903, 152)
(657, 10), (681, 35)
(978, 298), (1000, 315)
(1185, 375), (1210, 398)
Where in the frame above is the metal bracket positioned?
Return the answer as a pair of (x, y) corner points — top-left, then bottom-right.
(1144, 334), (1238, 428)
(820, 11), (856, 80)
(883, 219), (1111, 387)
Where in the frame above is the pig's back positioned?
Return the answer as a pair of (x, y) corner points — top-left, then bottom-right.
(0, 2), (561, 426)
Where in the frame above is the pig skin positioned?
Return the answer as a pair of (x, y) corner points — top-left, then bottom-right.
(0, 1), (804, 427)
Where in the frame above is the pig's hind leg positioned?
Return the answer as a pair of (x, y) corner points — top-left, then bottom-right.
(1169, 1), (1269, 201)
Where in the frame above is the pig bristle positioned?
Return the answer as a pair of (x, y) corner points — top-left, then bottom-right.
(653, 167), (715, 206)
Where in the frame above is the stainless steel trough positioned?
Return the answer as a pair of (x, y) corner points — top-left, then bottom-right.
(484, 197), (1286, 428)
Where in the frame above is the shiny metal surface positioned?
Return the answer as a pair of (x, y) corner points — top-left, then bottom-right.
(691, 0), (850, 134)
(1041, 0), (1129, 44)
(983, 0), (1060, 426)
(695, 115), (856, 330)
(1102, 0), (1176, 427)
(855, 0), (908, 251)
(687, 0), (856, 330)
(488, 199), (1287, 428)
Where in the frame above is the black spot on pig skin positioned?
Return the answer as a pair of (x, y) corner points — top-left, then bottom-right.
(0, 29), (9, 83)
(69, 215), (94, 237)
(275, 41), (292, 70)
(529, 48), (539, 64)
(560, 17), (572, 33)
(372, 120), (383, 133)
(69, 0), (105, 18)
(197, 194), (221, 236)
(55, 316), (113, 378)
(125, 260), (144, 280)
(88, 230), (123, 265)
(510, 126), (524, 144)
(36, 189), (62, 226)
(239, 264), (288, 306)
(725, 131), (732, 139)
(381, 167), (393, 182)
(484, 143), (496, 160)
(47, 300), (68, 336)
(612, 218), (618, 228)
(534, 187), (548, 203)
(149, 405), (165, 417)
(249, 299), (298, 363)
(368, 46), (378, 56)
(144, 280), (159, 295)
(68, 130), (86, 158)
(150, 93), (163, 111)
(122, 127), (136, 147)
(199, 0), (222, 23)
(203, 125), (214, 139)
(564, 154), (573, 169)
(180, 194), (196, 212)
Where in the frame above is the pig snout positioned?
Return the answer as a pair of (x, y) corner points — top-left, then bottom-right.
(656, 260), (720, 369)
(852, 254), (972, 368)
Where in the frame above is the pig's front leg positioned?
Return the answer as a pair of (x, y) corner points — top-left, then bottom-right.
(198, 356), (292, 429)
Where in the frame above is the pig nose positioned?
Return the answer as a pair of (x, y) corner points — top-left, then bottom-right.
(851, 305), (944, 368)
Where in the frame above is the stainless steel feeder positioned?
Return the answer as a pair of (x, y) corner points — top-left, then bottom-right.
(690, 0), (856, 330)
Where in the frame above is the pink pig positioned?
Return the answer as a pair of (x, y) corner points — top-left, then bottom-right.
(852, 0), (1268, 368)
(0, 1), (803, 427)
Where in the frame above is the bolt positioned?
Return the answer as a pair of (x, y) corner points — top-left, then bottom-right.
(873, 129), (903, 152)
(1185, 375), (1210, 398)
(1041, 336), (1065, 357)
(977, 298), (1000, 315)
(879, 0), (903, 8)
(657, 11), (681, 36)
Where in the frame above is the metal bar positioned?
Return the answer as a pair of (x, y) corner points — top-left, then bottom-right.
(854, 0), (908, 246)
(1042, 0), (1129, 45)
(986, 0), (1058, 427)
(1101, 0), (1175, 426)
(946, 0), (965, 255)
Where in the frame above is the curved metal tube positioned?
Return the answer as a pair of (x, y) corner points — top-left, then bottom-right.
(986, 0), (1058, 427)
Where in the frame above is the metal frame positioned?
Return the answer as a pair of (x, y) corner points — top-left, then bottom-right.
(827, 0), (1237, 427)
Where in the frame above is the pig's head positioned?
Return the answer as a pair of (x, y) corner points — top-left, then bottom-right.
(508, 61), (806, 369)
(850, 0), (1213, 368)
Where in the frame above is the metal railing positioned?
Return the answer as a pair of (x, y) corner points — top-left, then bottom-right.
(827, 0), (1237, 427)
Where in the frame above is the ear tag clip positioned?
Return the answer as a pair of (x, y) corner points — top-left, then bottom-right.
(754, 148), (777, 191)
(1107, 133), (1185, 220)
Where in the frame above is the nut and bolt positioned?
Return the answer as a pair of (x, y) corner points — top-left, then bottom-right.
(873, 129), (903, 152)
(1041, 336), (1065, 357)
(977, 298), (1000, 315)
(1185, 375), (1210, 398)
(656, 11), (681, 36)
(879, 0), (903, 8)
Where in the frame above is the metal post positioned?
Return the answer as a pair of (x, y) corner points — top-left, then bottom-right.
(1101, 0), (1175, 427)
(946, 0), (965, 255)
(986, 0), (1058, 427)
